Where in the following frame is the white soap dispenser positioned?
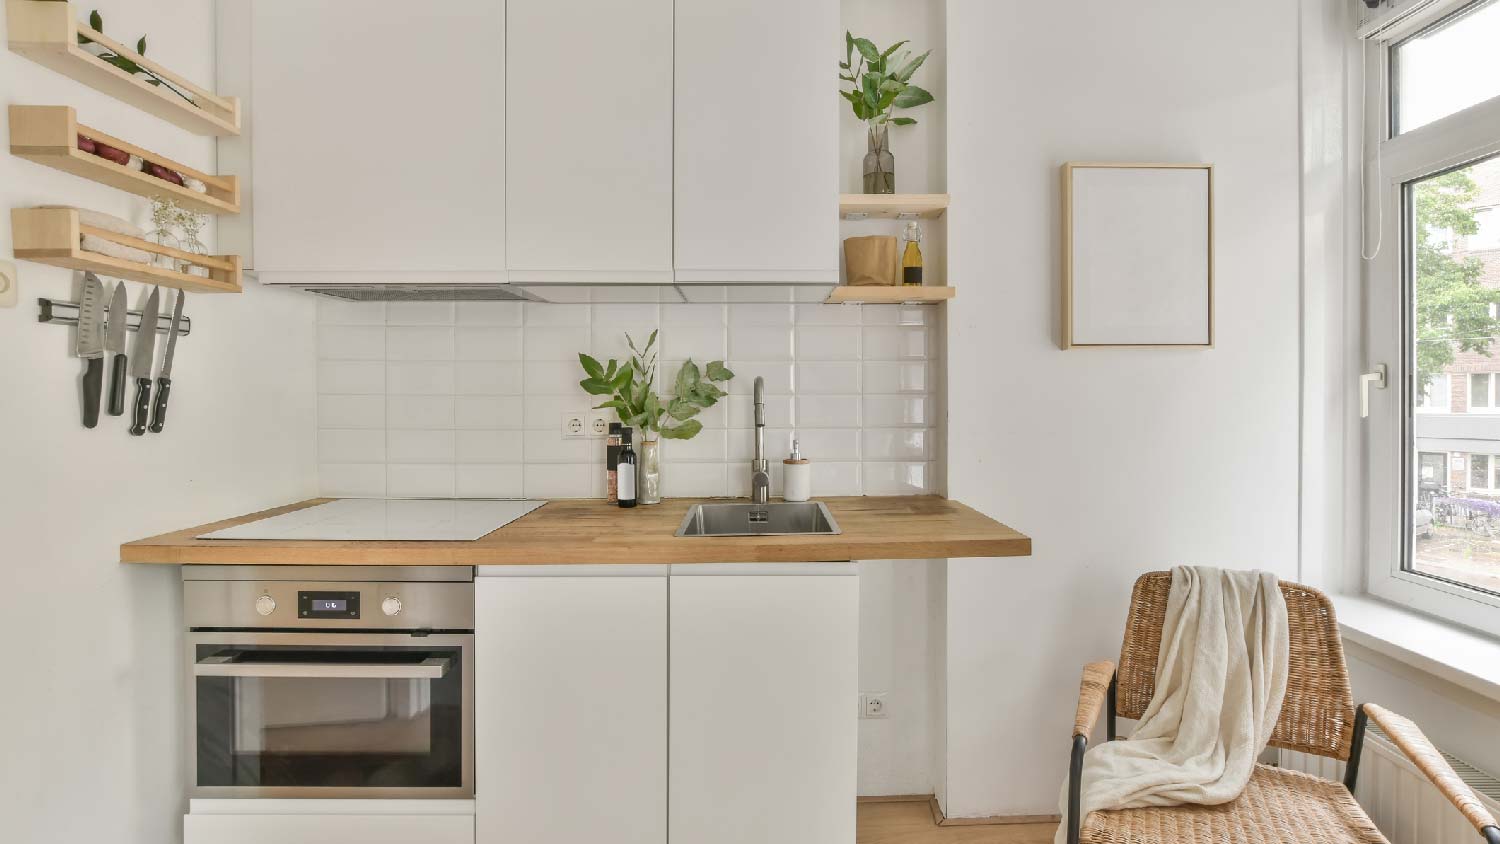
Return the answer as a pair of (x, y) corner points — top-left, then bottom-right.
(783, 440), (811, 502)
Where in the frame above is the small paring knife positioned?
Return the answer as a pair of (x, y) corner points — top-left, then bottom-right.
(148, 290), (184, 434)
(129, 286), (161, 437)
(76, 273), (106, 429)
(105, 282), (128, 416)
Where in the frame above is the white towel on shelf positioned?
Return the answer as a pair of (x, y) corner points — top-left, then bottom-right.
(1056, 566), (1289, 844)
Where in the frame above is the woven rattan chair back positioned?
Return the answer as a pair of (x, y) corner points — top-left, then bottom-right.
(1113, 571), (1358, 761)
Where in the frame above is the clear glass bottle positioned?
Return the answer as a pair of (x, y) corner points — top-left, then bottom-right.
(901, 220), (924, 286)
(638, 436), (662, 505)
(863, 121), (895, 194)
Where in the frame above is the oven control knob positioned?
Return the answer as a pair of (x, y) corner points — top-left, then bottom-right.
(381, 596), (403, 617)
(254, 595), (277, 616)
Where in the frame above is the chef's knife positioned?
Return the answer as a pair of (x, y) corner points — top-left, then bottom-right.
(129, 286), (161, 437)
(105, 282), (128, 416)
(148, 290), (184, 434)
(76, 273), (106, 429)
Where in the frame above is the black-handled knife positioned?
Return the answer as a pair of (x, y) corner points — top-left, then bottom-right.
(148, 290), (184, 434)
(82, 357), (103, 428)
(105, 282), (128, 416)
(76, 274), (106, 429)
(128, 286), (161, 437)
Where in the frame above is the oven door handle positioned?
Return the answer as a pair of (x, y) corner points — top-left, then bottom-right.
(193, 655), (451, 680)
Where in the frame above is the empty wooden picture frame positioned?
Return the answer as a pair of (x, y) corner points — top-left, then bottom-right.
(1061, 162), (1214, 349)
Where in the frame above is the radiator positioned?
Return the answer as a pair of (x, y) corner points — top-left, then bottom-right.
(1278, 725), (1500, 844)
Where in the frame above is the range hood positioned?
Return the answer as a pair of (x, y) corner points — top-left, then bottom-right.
(297, 282), (838, 305)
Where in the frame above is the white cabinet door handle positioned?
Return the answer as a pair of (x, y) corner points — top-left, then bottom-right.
(1360, 365), (1387, 419)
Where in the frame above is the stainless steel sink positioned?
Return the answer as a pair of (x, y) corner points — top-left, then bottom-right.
(675, 501), (841, 537)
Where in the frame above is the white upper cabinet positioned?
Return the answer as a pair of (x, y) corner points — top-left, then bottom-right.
(674, 0), (840, 283)
(505, 0), (673, 283)
(226, 0), (505, 281)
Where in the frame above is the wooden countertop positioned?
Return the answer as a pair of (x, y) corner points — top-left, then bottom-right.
(119, 496), (1031, 566)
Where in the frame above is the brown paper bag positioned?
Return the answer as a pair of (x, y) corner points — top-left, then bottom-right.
(843, 235), (898, 286)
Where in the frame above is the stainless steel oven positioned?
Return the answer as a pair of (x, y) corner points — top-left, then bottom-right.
(184, 566), (474, 799)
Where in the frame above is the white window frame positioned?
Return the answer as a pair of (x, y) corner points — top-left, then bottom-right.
(1467, 452), (1500, 492)
(1468, 372), (1500, 412)
(1365, 0), (1500, 636)
(1415, 371), (1451, 412)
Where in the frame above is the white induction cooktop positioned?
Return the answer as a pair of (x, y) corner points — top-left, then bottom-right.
(197, 498), (548, 541)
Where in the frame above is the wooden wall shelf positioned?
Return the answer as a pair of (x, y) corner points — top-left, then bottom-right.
(11, 207), (242, 293)
(10, 106), (240, 215)
(825, 286), (954, 304)
(5, 0), (240, 136)
(839, 194), (949, 220)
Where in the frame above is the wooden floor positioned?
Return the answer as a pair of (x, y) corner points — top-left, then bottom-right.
(858, 800), (1057, 844)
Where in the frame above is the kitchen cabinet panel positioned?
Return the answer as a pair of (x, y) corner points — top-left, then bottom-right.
(505, 0), (673, 282)
(668, 569), (858, 844)
(239, 0), (505, 278)
(185, 812), (472, 844)
(475, 575), (667, 844)
(674, 0), (840, 283)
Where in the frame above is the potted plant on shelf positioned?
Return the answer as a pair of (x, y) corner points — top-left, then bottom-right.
(840, 33), (934, 194)
(578, 331), (733, 505)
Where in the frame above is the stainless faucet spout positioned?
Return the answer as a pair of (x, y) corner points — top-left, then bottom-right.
(750, 376), (769, 503)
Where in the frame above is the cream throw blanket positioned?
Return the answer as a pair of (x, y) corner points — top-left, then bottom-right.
(1057, 566), (1289, 844)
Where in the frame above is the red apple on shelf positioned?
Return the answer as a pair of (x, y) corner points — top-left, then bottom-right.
(77, 134), (97, 154)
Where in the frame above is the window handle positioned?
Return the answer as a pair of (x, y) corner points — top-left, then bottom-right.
(1361, 364), (1387, 418)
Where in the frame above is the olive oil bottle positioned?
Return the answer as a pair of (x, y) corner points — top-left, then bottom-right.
(901, 220), (924, 286)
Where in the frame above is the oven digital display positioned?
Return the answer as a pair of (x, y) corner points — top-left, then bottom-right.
(299, 590), (360, 619)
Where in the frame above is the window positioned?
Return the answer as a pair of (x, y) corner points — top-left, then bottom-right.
(1416, 372), (1450, 412)
(1366, 0), (1500, 634)
(1391, 0), (1500, 134)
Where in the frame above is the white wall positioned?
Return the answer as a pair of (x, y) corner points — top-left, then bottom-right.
(0, 2), (317, 841)
(941, 0), (1303, 817)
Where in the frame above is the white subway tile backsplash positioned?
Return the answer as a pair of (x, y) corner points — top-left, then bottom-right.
(319, 361), (385, 395)
(455, 362), (523, 396)
(386, 301), (455, 325)
(320, 395), (385, 429)
(320, 463), (387, 497)
(386, 327), (454, 361)
(796, 395), (860, 428)
(316, 301), (944, 498)
(522, 325), (591, 361)
(387, 429), (455, 464)
(319, 429), (386, 464)
(386, 362), (455, 396)
(456, 430), (524, 464)
(319, 326), (385, 360)
(456, 464), (524, 498)
(456, 301), (524, 326)
(386, 396), (454, 430)
(795, 362), (860, 395)
(863, 395), (934, 427)
(387, 464), (456, 498)
(794, 325), (861, 361)
(455, 327), (524, 361)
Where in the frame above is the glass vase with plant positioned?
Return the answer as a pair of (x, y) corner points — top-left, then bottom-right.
(578, 331), (734, 504)
(840, 33), (934, 194)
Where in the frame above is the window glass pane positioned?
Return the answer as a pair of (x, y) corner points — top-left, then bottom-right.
(1408, 155), (1500, 596)
(1471, 207), (1500, 251)
(1393, 0), (1500, 134)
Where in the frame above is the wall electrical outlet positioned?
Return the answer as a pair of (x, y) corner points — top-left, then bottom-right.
(587, 411), (613, 438)
(561, 412), (587, 439)
(861, 693), (889, 719)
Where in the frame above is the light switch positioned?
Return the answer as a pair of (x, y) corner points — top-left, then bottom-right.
(0, 260), (16, 308)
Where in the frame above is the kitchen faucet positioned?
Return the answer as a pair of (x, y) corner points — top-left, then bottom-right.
(750, 376), (769, 504)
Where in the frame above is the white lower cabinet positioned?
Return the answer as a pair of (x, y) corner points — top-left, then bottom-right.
(668, 566), (859, 844)
(475, 572), (668, 844)
(184, 801), (473, 844)
(473, 564), (857, 844)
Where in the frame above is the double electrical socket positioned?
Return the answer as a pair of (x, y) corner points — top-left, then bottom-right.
(860, 692), (889, 719)
(561, 411), (613, 439)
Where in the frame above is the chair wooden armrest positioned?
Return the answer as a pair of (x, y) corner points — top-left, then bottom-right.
(1363, 704), (1500, 843)
(1066, 661), (1116, 844)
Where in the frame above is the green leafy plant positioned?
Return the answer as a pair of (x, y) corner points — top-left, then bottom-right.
(578, 331), (734, 441)
(839, 32), (933, 126)
(77, 9), (198, 108)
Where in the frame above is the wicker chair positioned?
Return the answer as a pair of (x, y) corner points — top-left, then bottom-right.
(1066, 571), (1500, 844)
